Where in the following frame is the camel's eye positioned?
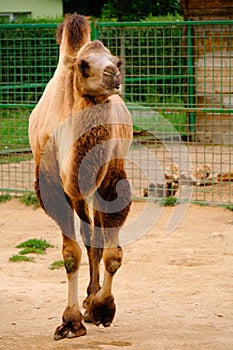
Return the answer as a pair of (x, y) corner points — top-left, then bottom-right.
(103, 70), (114, 77)
(78, 59), (90, 78)
(103, 65), (119, 77)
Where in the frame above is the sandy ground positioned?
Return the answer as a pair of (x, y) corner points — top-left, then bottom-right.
(0, 199), (233, 350)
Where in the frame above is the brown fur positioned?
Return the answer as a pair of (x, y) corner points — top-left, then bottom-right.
(29, 13), (132, 340)
(56, 13), (91, 55)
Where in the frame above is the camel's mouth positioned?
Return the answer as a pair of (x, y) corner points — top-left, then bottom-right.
(114, 85), (121, 93)
(100, 83), (121, 95)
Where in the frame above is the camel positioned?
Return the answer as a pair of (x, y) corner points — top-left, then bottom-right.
(28, 13), (132, 340)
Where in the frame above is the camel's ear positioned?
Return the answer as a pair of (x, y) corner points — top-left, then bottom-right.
(78, 59), (90, 78)
(117, 59), (123, 68)
(56, 23), (63, 45)
(63, 55), (77, 69)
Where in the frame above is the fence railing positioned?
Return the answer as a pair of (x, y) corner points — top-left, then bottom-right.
(1, 20), (233, 204)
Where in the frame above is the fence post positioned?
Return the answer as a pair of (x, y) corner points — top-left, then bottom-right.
(91, 20), (98, 40)
(187, 20), (196, 137)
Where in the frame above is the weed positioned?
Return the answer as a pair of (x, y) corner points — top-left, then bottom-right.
(9, 238), (54, 263)
(18, 247), (47, 255)
(16, 238), (54, 251)
(9, 255), (34, 262)
(19, 193), (39, 208)
(192, 201), (210, 207)
(225, 204), (233, 211)
(0, 194), (12, 203)
(160, 196), (177, 206)
(50, 260), (64, 270)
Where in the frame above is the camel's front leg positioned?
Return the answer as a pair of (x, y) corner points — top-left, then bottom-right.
(88, 243), (123, 327)
(54, 234), (86, 340)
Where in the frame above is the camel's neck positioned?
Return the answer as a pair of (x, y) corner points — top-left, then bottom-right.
(72, 89), (109, 114)
(82, 95), (109, 105)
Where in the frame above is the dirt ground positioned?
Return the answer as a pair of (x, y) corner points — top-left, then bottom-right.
(0, 199), (233, 350)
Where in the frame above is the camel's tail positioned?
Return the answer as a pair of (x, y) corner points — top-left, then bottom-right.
(56, 13), (91, 57)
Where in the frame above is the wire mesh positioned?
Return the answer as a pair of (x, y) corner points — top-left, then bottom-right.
(96, 21), (233, 204)
(0, 107), (34, 193)
(0, 21), (233, 204)
(0, 24), (58, 105)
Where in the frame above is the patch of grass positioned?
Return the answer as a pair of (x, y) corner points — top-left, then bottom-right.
(9, 238), (54, 263)
(160, 196), (177, 206)
(128, 104), (187, 137)
(192, 201), (210, 207)
(16, 238), (54, 251)
(0, 194), (12, 203)
(0, 109), (30, 152)
(9, 255), (34, 262)
(18, 247), (47, 255)
(0, 154), (33, 165)
(19, 193), (39, 209)
(225, 204), (233, 211)
(50, 260), (64, 270)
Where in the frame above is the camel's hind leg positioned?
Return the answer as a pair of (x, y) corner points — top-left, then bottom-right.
(82, 209), (104, 322)
(87, 159), (132, 327)
(35, 161), (86, 340)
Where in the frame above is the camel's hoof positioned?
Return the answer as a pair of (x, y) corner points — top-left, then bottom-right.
(83, 310), (92, 323)
(54, 322), (86, 341)
(88, 295), (116, 327)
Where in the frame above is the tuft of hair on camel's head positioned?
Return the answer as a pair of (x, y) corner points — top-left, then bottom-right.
(56, 13), (91, 56)
(64, 40), (123, 100)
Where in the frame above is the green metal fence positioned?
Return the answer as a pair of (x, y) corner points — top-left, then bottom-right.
(1, 20), (233, 204)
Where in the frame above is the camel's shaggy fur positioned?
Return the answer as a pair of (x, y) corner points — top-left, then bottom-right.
(28, 13), (132, 340)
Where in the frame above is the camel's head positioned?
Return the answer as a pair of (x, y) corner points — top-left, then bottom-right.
(65, 40), (123, 99)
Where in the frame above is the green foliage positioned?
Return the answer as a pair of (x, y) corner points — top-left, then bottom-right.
(9, 255), (34, 262)
(59, 0), (182, 21)
(19, 193), (39, 209)
(16, 238), (54, 251)
(9, 238), (54, 263)
(225, 204), (233, 211)
(142, 13), (183, 22)
(160, 196), (177, 206)
(50, 260), (64, 270)
(0, 108), (31, 152)
(130, 107), (187, 137)
(0, 155), (33, 164)
(18, 247), (47, 255)
(0, 194), (12, 203)
(100, 0), (182, 22)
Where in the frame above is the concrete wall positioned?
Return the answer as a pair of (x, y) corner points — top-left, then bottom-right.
(0, 0), (63, 18)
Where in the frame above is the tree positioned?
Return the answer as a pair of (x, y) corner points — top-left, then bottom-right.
(63, 0), (182, 20)
(101, 0), (182, 21)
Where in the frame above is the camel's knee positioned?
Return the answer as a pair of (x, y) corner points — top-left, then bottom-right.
(63, 254), (79, 274)
(63, 236), (82, 274)
(103, 246), (123, 274)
